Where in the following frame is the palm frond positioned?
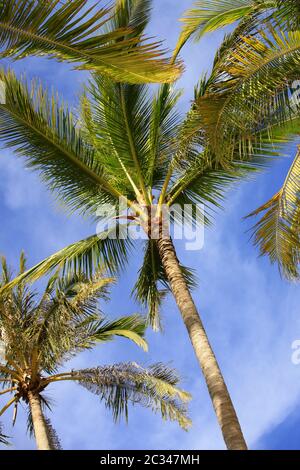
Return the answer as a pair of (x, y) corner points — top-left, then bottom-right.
(176, 0), (259, 54)
(44, 417), (62, 450)
(0, 256), (12, 286)
(133, 240), (197, 331)
(85, 75), (152, 201)
(111, 0), (152, 36)
(0, 69), (121, 217)
(0, 422), (10, 446)
(166, 149), (268, 226)
(247, 146), (300, 279)
(90, 314), (148, 351)
(60, 272), (113, 314)
(0, 0), (182, 84)
(0, 228), (133, 294)
(277, 0), (300, 30)
(146, 84), (182, 188)
(192, 27), (300, 162)
(73, 362), (191, 430)
(133, 240), (168, 331)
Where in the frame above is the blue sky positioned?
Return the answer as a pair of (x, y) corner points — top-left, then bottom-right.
(1, 0), (300, 450)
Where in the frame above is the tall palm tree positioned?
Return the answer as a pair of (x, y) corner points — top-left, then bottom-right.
(176, 0), (300, 279)
(0, 0), (182, 84)
(0, 253), (191, 450)
(0, 0), (263, 450)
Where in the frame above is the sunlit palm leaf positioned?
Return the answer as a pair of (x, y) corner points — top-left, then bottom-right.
(192, 28), (300, 162)
(0, 0), (182, 84)
(85, 75), (152, 199)
(176, 0), (300, 55)
(247, 146), (300, 279)
(90, 314), (148, 351)
(176, 0), (259, 55)
(0, 69), (121, 216)
(0, 228), (133, 293)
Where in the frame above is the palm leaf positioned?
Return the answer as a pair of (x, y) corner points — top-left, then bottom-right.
(85, 75), (152, 201)
(133, 240), (168, 331)
(193, 27), (300, 162)
(133, 240), (197, 331)
(73, 362), (191, 429)
(44, 417), (62, 450)
(146, 84), (182, 188)
(176, 0), (259, 55)
(0, 227), (133, 294)
(90, 314), (148, 351)
(0, 69), (122, 216)
(0, 422), (10, 446)
(247, 146), (300, 279)
(62, 273), (113, 312)
(0, 0), (182, 84)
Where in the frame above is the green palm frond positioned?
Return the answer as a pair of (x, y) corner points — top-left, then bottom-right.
(0, 263), (146, 372)
(146, 84), (182, 188)
(166, 148), (268, 226)
(192, 27), (300, 162)
(73, 362), (191, 429)
(0, 69), (121, 216)
(83, 77), (182, 200)
(247, 146), (300, 279)
(60, 273), (113, 312)
(0, 228), (133, 294)
(277, 0), (300, 30)
(175, 0), (300, 56)
(133, 240), (168, 331)
(0, 256), (11, 285)
(89, 314), (148, 351)
(133, 240), (197, 331)
(176, 0), (259, 55)
(0, 422), (10, 446)
(0, 0), (182, 84)
(111, 0), (152, 35)
(85, 75), (152, 201)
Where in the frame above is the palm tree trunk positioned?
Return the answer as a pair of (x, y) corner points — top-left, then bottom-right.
(156, 236), (247, 450)
(28, 391), (52, 450)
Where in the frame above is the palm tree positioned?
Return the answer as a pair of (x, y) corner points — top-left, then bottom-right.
(0, 0), (182, 84)
(176, 0), (300, 279)
(0, 0), (258, 450)
(0, 253), (191, 450)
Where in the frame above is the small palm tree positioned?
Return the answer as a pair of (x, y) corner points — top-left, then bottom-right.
(176, 0), (300, 279)
(0, 0), (256, 450)
(0, 0), (182, 84)
(0, 253), (191, 450)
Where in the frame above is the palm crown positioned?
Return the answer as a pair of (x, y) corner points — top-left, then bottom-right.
(0, 253), (191, 449)
(0, 43), (263, 329)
